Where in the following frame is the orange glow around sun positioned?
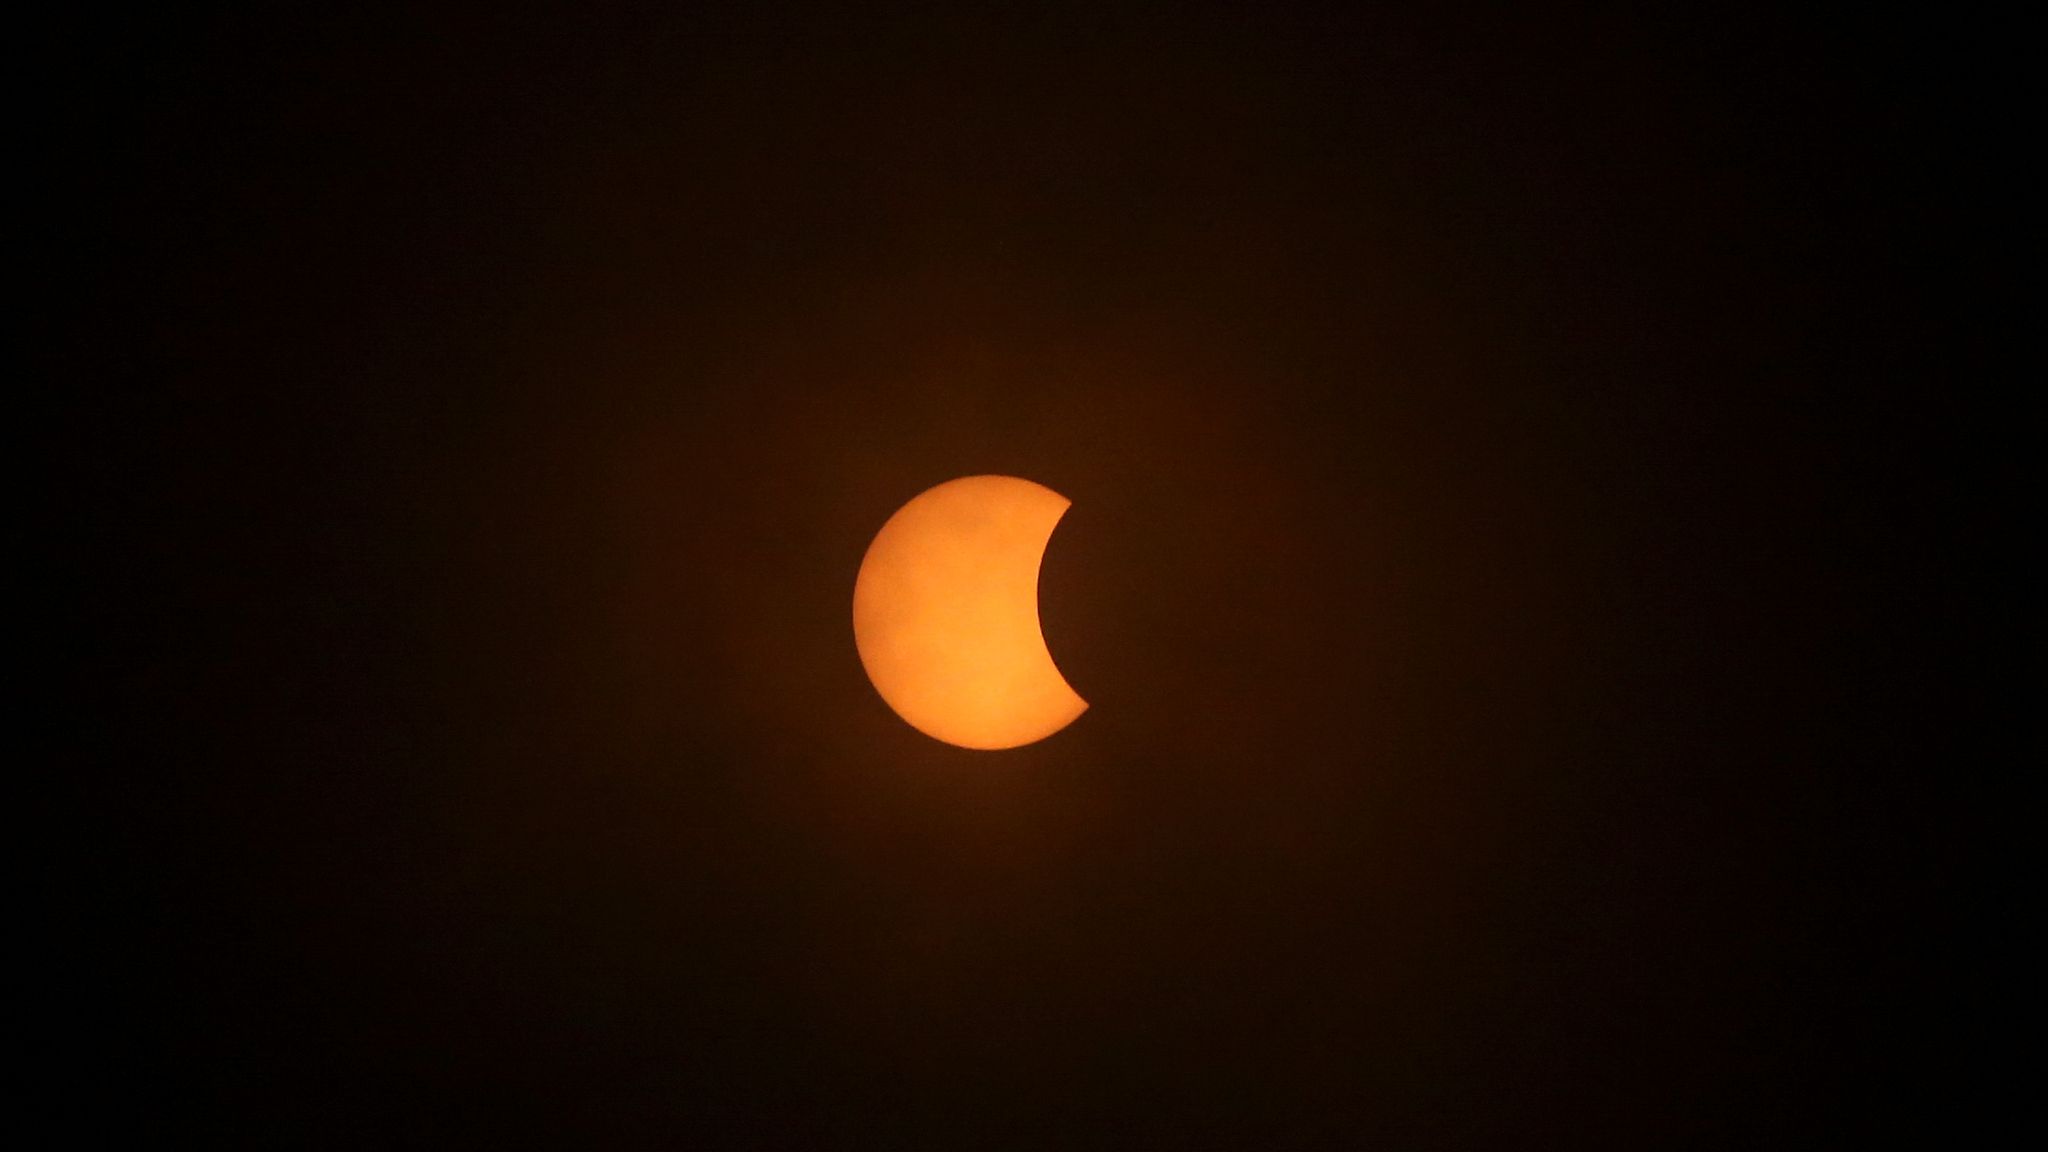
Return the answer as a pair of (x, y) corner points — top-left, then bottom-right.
(853, 475), (1088, 750)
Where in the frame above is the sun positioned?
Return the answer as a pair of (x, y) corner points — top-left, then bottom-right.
(853, 475), (1088, 750)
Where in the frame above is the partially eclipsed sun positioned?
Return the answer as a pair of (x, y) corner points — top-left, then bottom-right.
(853, 475), (1088, 750)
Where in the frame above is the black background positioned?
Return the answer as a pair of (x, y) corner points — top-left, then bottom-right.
(58, 2), (1997, 1146)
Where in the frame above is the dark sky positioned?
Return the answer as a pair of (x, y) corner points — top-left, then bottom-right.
(60, 2), (1994, 1146)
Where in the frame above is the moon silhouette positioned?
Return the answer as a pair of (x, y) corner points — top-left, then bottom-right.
(853, 475), (1089, 750)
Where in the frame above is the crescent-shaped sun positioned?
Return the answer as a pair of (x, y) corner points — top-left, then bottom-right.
(853, 475), (1088, 750)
